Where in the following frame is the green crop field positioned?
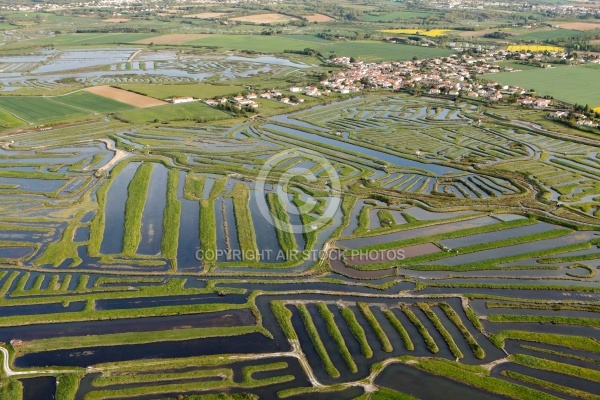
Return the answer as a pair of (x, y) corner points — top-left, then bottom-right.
(486, 64), (600, 107)
(0, 109), (25, 129)
(317, 41), (453, 61)
(53, 91), (136, 113)
(183, 34), (324, 53)
(29, 33), (156, 46)
(116, 84), (246, 100)
(116, 101), (232, 124)
(515, 29), (590, 41)
(181, 35), (451, 61)
(0, 96), (89, 123)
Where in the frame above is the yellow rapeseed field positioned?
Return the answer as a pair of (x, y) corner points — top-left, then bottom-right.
(507, 44), (564, 52)
(379, 28), (451, 37)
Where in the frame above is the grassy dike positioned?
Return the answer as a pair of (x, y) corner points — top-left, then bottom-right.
(382, 310), (414, 351)
(490, 331), (600, 352)
(34, 210), (87, 268)
(266, 193), (297, 257)
(418, 303), (463, 359)
(316, 302), (358, 373)
(199, 177), (227, 264)
(401, 305), (439, 354)
(411, 358), (561, 400)
(357, 303), (393, 353)
(339, 306), (373, 358)
(439, 303), (485, 359)
(501, 370), (600, 400)
(0, 379), (22, 400)
(122, 163), (153, 256)
(270, 301), (298, 340)
(161, 169), (181, 267)
(296, 303), (340, 378)
(19, 325), (263, 354)
(55, 372), (84, 400)
(229, 183), (259, 261)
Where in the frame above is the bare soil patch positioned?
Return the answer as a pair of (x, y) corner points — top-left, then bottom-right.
(85, 86), (167, 108)
(184, 12), (227, 19)
(304, 14), (335, 23)
(228, 13), (297, 24)
(134, 34), (210, 45)
(557, 22), (600, 31)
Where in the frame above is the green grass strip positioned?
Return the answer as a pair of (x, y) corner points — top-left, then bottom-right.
(270, 301), (298, 341)
(488, 314), (600, 328)
(316, 302), (358, 373)
(418, 303), (463, 359)
(297, 303), (340, 378)
(512, 354), (600, 383)
(414, 358), (561, 400)
(19, 325), (260, 354)
(230, 183), (259, 261)
(463, 303), (484, 332)
(439, 303), (485, 359)
(491, 331), (600, 353)
(93, 368), (231, 387)
(266, 193), (297, 257)
(242, 361), (294, 388)
(382, 310), (414, 351)
(36, 228), (79, 270)
(55, 372), (84, 400)
(122, 163), (153, 256)
(161, 169), (181, 266)
(401, 305), (438, 354)
(502, 370), (600, 400)
(357, 302), (393, 352)
(339, 306), (373, 358)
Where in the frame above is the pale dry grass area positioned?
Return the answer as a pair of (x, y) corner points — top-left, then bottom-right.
(104, 18), (131, 23)
(228, 13), (298, 24)
(304, 14), (335, 22)
(183, 12), (228, 19)
(557, 22), (600, 31)
(133, 34), (210, 45)
(85, 86), (167, 108)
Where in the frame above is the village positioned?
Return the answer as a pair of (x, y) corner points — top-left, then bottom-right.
(321, 50), (599, 127)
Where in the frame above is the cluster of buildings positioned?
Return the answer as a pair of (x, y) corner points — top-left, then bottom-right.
(427, 0), (599, 17)
(289, 85), (331, 97)
(205, 94), (259, 109)
(323, 52), (557, 105)
(260, 89), (305, 105)
(550, 111), (600, 128)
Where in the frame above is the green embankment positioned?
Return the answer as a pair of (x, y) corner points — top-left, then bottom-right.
(161, 169), (181, 266)
(122, 163), (153, 256)
(357, 302), (393, 353)
(340, 306), (373, 358)
(316, 302), (358, 373)
(266, 193), (297, 257)
(297, 303), (340, 378)
(229, 183), (259, 261)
